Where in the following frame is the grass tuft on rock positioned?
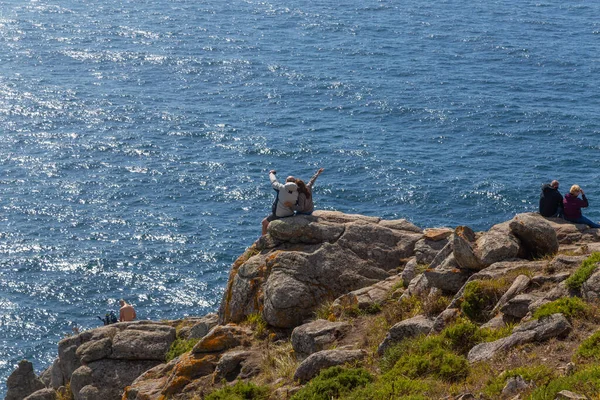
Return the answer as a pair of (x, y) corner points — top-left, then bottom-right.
(246, 312), (268, 339)
(205, 380), (270, 400)
(576, 330), (600, 361)
(460, 279), (506, 323)
(346, 375), (444, 400)
(528, 365), (600, 399)
(532, 297), (590, 321)
(290, 366), (373, 400)
(380, 327), (470, 382)
(483, 365), (555, 398)
(165, 337), (200, 362)
(565, 252), (600, 291)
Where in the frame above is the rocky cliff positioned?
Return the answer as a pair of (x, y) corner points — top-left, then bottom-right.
(7, 210), (600, 400)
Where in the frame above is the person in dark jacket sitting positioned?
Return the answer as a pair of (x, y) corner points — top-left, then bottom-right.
(563, 185), (600, 228)
(539, 180), (563, 218)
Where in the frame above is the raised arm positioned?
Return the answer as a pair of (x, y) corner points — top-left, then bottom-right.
(306, 168), (324, 189)
(270, 170), (285, 191)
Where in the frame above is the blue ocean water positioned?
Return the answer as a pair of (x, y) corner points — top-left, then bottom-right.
(1, 0), (599, 393)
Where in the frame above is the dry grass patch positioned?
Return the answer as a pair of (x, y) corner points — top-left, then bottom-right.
(256, 340), (299, 385)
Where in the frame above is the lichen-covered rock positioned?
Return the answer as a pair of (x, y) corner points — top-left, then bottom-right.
(493, 274), (531, 314)
(293, 349), (367, 383)
(423, 228), (453, 241)
(468, 313), (571, 363)
(331, 274), (404, 315)
(71, 359), (159, 400)
(513, 313), (572, 341)
(431, 308), (461, 333)
(192, 325), (252, 354)
(187, 314), (219, 339)
(501, 376), (530, 397)
(424, 255), (472, 293)
(219, 212), (423, 328)
(452, 233), (484, 271)
(509, 213), (559, 258)
(468, 331), (536, 363)
(500, 294), (540, 319)
(555, 390), (588, 399)
(5, 360), (45, 400)
(76, 337), (112, 364)
(24, 388), (57, 400)
(475, 222), (521, 266)
(414, 238), (449, 265)
(213, 350), (261, 382)
(401, 257), (417, 287)
(268, 215), (345, 244)
(111, 325), (176, 360)
(377, 315), (434, 356)
(123, 353), (218, 400)
(291, 320), (352, 357)
(582, 269), (600, 301)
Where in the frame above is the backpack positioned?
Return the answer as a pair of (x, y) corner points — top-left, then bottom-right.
(97, 310), (118, 325)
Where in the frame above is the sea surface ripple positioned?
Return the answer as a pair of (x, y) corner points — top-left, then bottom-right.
(1, 0), (599, 393)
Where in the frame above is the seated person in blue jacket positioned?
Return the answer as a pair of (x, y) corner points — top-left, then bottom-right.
(261, 170), (298, 235)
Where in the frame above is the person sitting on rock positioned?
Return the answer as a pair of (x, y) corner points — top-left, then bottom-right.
(293, 168), (324, 215)
(563, 185), (600, 228)
(119, 299), (137, 322)
(261, 170), (298, 235)
(539, 180), (563, 218)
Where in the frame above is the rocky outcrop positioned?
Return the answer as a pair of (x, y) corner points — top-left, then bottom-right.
(509, 212), (559, 258)
(293, 349), (367, 383)
(34, 321), (176, 400)
(291, 320), (352, 357)
(218, 211), (423, 328)
(6, 360), (45, 400)
(11, 210), (600, 400)
(468, 314), (572, 363)
(331, 274), (403, 315)
(377, 315), (434, 356)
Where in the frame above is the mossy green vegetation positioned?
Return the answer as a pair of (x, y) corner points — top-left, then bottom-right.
(460, 279), (506, 322)
(532, 297), (589, 321)
(528, 366), (600, 399)
(565, 252), (600, 291)
(346, 375), (445, 400)
(483, 365), (555, 398)
(165, 337), (200, 362)
(246, 312), (268, 338)
(576, 330), (600, 361)
(205, 380), (270, 400)
(290, 366), (373, 400)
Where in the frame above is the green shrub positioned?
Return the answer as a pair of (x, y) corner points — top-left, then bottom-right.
(380, 333), (469, 382)
(478, 323), (515, 342)
(290, 367), (373, 400)
(565, 252), (600, 291)
(532, 297), (589, 321)
(346, 376), (438, 400)
(461, 280), (505, 323)
(246, 312), (268, 338)
(528, 366), (600, 399)
(441, 319), (482, 355)
(483, 365), (555, 398)
(392, 347), (469, 382)
(165, 337), (200, 362)
(205, 380), (270, 400)
(576, 330), (600, 361)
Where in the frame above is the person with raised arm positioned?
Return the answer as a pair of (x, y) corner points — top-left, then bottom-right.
(563, 185), (600, 228)
(293, 168), (324, 215)
(261, 170), (298, 235)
